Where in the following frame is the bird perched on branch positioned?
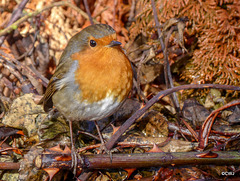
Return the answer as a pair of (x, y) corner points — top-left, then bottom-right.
(40, 24), (133, 172)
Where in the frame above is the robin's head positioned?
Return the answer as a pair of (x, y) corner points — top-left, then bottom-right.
(60, 24), (122, 62)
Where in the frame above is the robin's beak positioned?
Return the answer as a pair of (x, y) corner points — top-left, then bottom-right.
(108, 40), (122, 47)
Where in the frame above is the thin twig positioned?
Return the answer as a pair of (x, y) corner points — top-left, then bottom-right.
(164, 26), (181, 113)
(0, 51), (49, 87)
(113, 0), (118, 29)
(77, 131), (100, 141)
(0, 1), (99, 38)
(199, 99), (240, 149)
(181, 118), (198, 141)
(128, 0), (136, 23)
(83, 0), (94, 25)
(93, 7), (109, 18)
(150, 0), (164, 49)
(0, 162), (20, 170)
(105, 84), (240, 150)
(0, 55), (24, 82)
(150, 0), (180, 115)
(0, 0), (29, 45)
(136, 53), (148, 102)
(15, 30), (39, 60)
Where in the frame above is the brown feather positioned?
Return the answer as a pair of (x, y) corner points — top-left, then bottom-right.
(40, 57), (74, 111)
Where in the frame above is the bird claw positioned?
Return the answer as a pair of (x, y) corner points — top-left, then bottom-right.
(71, 146), (83, 176)
(97, 144), (118, 162)
(71, 146), (78, 175)
(98, 144), (109, 154)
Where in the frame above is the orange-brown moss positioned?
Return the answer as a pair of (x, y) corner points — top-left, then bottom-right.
(129, 0), (240, 87)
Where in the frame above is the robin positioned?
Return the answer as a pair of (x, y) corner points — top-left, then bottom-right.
(40, 24), (133, 171)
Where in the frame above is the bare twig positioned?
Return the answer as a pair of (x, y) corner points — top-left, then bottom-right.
(150, 0), (180, 115)
(150, 0), (164, 49)
(181, 118), (198, 141)
(105, 84), (240, 150)
(0, 0), (29, 45)
(37, 151), (240, 170)
(0, 162), (20, 170)
(83, 0), (94, 25)
(113, 0), (118, 29)
(199, 99), (240, 149)
(0, 1), (98, 38)
(128, 0), (136, 23)
(0, 51), (49, 87)
(77, 131), (100, 141)
(0, 55), (24, 83)
(15, 30), (39, 60)
(164, 26), (181, 113)
(93, 7), (109, 18)
(136, 53), (148, 102)
(5, 0), (29, 27)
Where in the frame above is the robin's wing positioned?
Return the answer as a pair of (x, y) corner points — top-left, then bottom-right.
(39, 58), (73, 112)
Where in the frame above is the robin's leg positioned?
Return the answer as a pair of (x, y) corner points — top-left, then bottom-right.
(69, 120), (78, 175)
(94, 121), (112, 158)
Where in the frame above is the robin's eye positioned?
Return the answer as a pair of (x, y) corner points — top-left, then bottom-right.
(90, 40), (97, 47)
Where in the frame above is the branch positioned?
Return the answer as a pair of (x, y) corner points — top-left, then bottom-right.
(36, 151), (240, 170)
(105, 84), (240, 150)
(0, 162), (20, 170)
(199, 99), (240, 149)
(0, 1), (98, 38)
(0, 0), (29, 45)
(83, 0), (94, 25)
(0, 51), (49, 88)
(150, 0), (180, 115)
(150, 0), (164, 49)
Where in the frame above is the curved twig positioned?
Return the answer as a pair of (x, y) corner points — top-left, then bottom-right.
(105, 84), (240, 150)
(0, 1), (99, 38)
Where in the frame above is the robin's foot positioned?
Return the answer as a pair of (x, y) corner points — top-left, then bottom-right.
(98, 143), (109, 154)
(97, 144), (119, 163)
(71, 145), (78, 175)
